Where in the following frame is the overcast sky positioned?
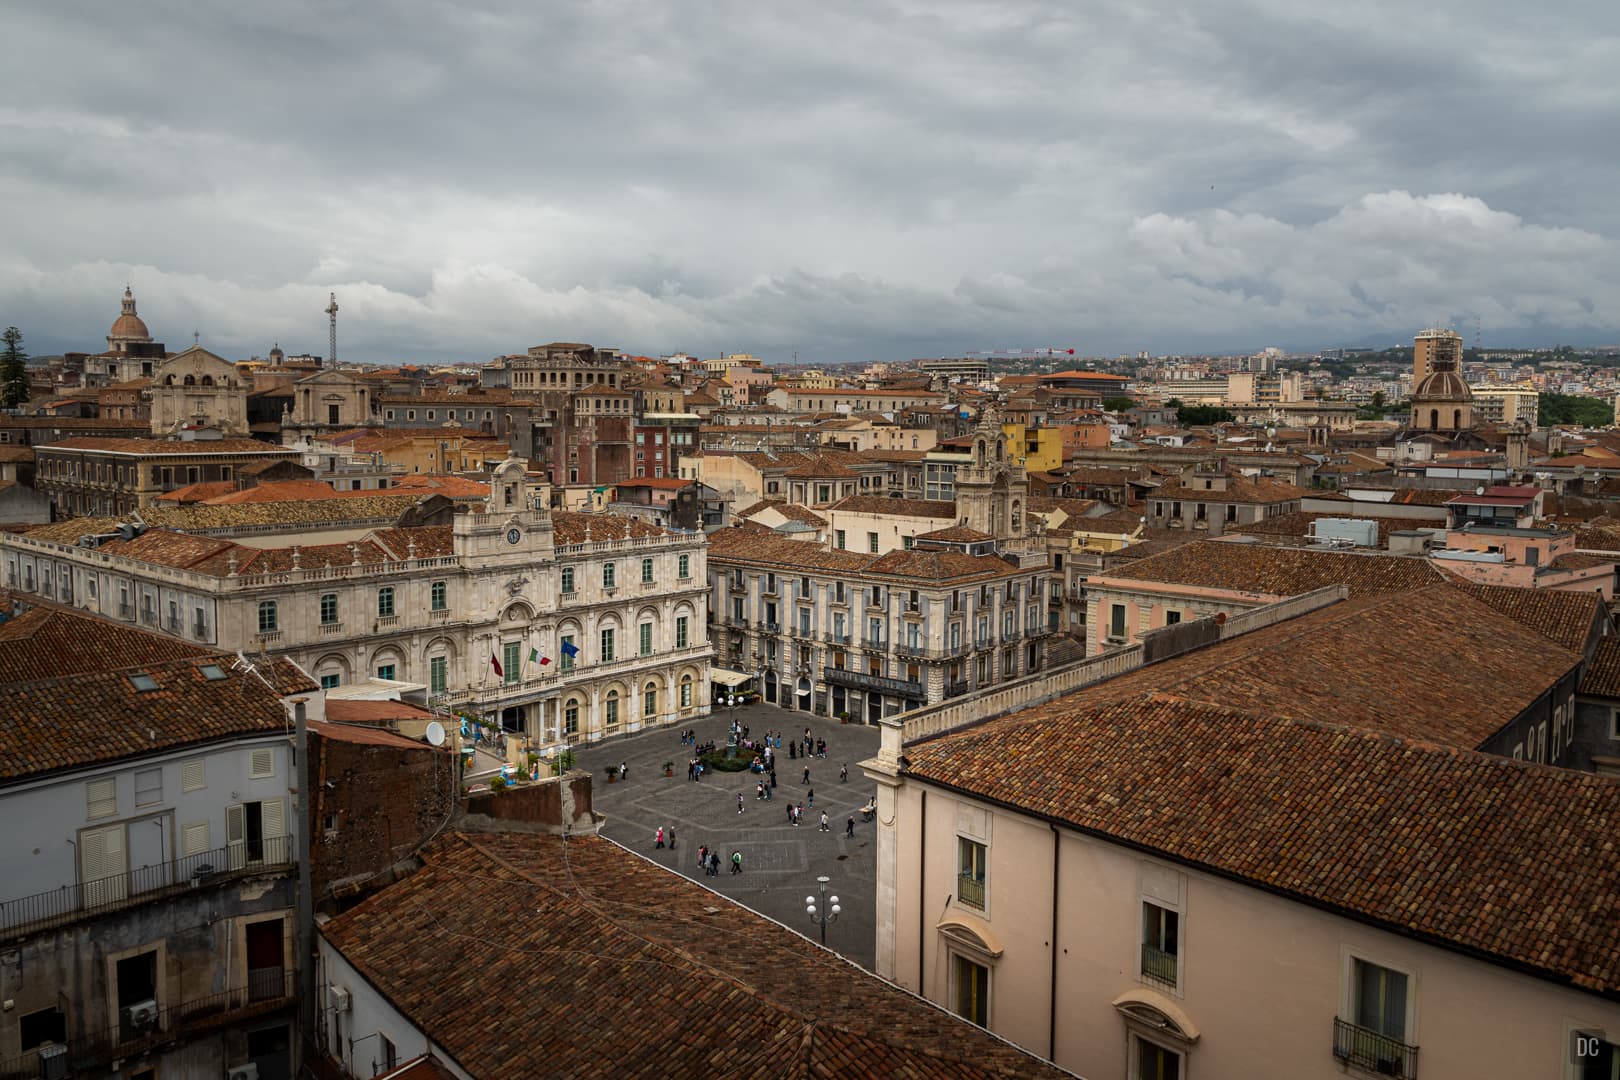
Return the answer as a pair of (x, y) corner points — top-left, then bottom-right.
(4, 1), (1618, 365)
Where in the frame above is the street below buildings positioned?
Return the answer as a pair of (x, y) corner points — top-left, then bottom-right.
(575, 702), (882, 969)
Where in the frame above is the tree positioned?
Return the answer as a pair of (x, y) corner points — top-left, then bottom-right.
(1175, 404), (1236, 426)
(1538, 392), (1613, 428)
(1370, 390), (1386, 410)
(1101, 396), (1136, 412)
(0, 327), (28, 409)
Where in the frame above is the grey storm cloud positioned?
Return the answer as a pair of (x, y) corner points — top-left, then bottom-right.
(3, 0), (1618, 363)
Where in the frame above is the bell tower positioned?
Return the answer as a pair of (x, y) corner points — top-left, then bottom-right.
(954, 407), (1028, 541)
(453, 454), (556, 565)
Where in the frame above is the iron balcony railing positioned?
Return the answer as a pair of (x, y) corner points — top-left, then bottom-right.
(1332, 1018), (1418, 1080)
(944, 680), (970, 698)
(822, 666), (923, 699)
(0, 834), (294, 938)
(0, 970), (294, 1080)
(957, 873), (985, 910)
(1140, 943), (1177, 986)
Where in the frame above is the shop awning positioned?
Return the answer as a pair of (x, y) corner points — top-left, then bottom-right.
(710, 668), (754, 687)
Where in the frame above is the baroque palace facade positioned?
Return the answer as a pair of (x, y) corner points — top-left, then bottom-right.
(0, 458), (711, 745)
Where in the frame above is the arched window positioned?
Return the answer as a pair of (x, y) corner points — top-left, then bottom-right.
(1429, 409), (1439, 429)
(183, 374), (196, 386)
(1453, 409), (1462, 429)
(605, 689), (620, 728)
(200, 374), (214, 386)
(679, 674), (693, 708)
(564, 698), (580, 735)
(643, 681), (658, 719)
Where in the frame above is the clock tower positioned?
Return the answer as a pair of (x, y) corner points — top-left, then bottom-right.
(453, 454), (557, 566)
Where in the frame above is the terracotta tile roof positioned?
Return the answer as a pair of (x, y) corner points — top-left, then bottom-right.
(614, 476), (691, 491)
(0, 650), (310, 781)
(36, 494), (429, 535)
(1063, 585), (1579, 749)
(0, 447), (35, 464)
(309, 719), (431, 748)
(826, 495), (956, 519)
(154, 480), (238, 504)
(916, 525), (993, 542)
(36, 436), (292, 456)
(1449, 582), (1606, 653)
(369, 526), (455, 559)
(322, 832), (1067, 1080)
(1233, 511), (1422, 546)
(1580, 637), (1620, 697)
(707, 528), (1022, 583)
(1102, 535), (1199, 561)
(1552, 552), (1618, 571)
(1071, 510), (1147, 534)
(322, 699), (439, 726)
(390, 475), (491, 498)
(550, 512), (670, 545)
(905, 691), (1620, 999)
(0, 606), (208, 682)
(203, 479), (347, 504)
(1027, 496), (1101, 521)
(1150, 474), (1303, 505)
(783, 457), (859, 478)
(1101, 538), (1445, 598)
(736, 500), (827, 527)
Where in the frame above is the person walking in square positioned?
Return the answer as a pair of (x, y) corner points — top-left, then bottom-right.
(770, 768), (777, 789)
(846, 816), (855, 838)
(654, 826), (665, 849)
(808, 788), (814, 808)
(786, 803), (795, 826)
(789, 741), (796, 760)
(730, 851), (743, 874)
(820, 811), (829, 832)
(737, 792), (745, 814)
(667, 826), (676, 850)
(699, 844), (708, 869)
(803, 766), (811, 785)
(709, 851), (721, 876)
(840, 763), (848, 783)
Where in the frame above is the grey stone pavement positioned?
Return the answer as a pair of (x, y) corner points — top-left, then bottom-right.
(573, 703), (882, 969)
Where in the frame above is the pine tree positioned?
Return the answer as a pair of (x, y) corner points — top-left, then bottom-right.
(0, 327), (27, 409)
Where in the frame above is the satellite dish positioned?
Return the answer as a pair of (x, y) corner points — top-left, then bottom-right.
(425, 721), (446, 747)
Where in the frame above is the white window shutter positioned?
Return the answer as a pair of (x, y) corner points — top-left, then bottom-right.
(249, 748), (274, 779)
(260, 799), (286, 862)
(86, 777), (117, 820)
(226, 804), (246, 870)
(182, 821), (210, 856)
(181, 759), (206, 792)
(80, 823), (128, 907)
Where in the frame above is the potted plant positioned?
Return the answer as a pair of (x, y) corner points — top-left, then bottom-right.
(837, 711), (850, 724)
(489, 776), (508, 793)
(604, 766), (618, 784)
(663, 761), (675, 777)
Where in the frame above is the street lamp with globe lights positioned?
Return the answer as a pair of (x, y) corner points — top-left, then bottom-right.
(806, 875), (840, 946)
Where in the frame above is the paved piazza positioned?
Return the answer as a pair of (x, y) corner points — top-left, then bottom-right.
(574, 703), (882, 969)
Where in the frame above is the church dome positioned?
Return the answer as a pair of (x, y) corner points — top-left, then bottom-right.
(108, 286), (152, 343)
(1411, 368), (1471, 402)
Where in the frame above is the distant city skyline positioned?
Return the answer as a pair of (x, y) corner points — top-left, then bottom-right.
(5, 2), (1619, 366)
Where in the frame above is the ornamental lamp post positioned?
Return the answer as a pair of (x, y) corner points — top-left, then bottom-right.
(805, 875), (840, 946)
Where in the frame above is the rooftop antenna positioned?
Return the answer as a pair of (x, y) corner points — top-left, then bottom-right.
(1474, 315), (1482, 353)
(325, 292), (340, 365)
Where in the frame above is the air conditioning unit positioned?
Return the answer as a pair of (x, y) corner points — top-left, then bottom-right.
(124, 998), (159, 1028)
(327, 985), (352, 1013)
(36, 1043), (68, 1080)
(227, 1065), (260, 1080)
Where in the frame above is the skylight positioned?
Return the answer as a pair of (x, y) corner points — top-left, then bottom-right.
(130, 673), (159, 692)
(199, 664), (227, 681)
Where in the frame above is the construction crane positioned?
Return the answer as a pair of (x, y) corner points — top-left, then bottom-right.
(325, 292), (339, 365)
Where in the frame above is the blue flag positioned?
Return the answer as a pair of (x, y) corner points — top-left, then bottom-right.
(561, 640), (580, 658)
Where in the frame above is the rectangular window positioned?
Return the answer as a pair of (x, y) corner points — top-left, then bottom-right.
(320, 673), (340, 690)
(504, 641), (520, 684)
(431, 580), (447, 611)
(1134, 1036), (1182, 1080)
(1141, 902), (1179, 987)
(376, 664), (396, 681)
(134, 768), (162, 808)
(182, 820), (210, 856)
(1109, 604), (1126, 640)
(1351, 959), (1408, 1042)
(601, 628), (615, 662)
(952, 954), (989, 1028)
(835, 529), (846, 549)
(676, 615), (689, 649)
(642, 557), (655, 583)
(561, 635), (575, 671)
(603, 563), (616, 589)
(87, 776), (117, 820)
(1165, 610), (1181, 626)
(181, 759), (205, 793)
(377, 586), (395, 618)
(258, 600), (278, 634)
(561, 567), (575, 594)
(430, 656), (447, 694)
(868, 531), (879, 553)
(957, 837), (987, 910)
(320, 593), (338, 625)
(678, 554), (690, 578)
(640, 622), (653, 656)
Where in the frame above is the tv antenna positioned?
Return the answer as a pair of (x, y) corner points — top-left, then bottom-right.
(325, 292), (339, 365)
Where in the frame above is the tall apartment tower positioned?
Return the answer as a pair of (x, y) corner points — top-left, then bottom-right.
(1413, 328), (1463, 384)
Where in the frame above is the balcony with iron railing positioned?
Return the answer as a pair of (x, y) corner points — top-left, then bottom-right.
(1140, 943), (1177, 988)
(944, 680), (969, 698)
(828, 632), (851, 646)
(1332, 1018), (1418, 1080)
(0, 834), (294, 940)
(0, 970), (294, 1080)
(957, 873), (985, 910)
(823, 666), (923, 699)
